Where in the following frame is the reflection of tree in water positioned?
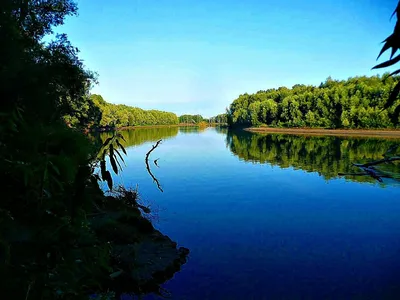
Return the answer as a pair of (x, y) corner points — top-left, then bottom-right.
(99, 127), (179, 148)
(178, 126), (205, 134)
(214, 126), (229, 135)
(178, 125), (228, 135)
(227, 130), (400, 185)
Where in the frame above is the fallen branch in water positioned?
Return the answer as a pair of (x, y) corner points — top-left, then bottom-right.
(352, 156), (400, 168)
(338, 145), (400, 182)
(145, 140), (163, 192)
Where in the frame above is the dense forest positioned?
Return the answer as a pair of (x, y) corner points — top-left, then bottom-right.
(0, 0), (187, 298)
(178, 114), (205, 123)
(226, 130), (400, 185)
(63, 94), (228, 129)
(210, 113), (228, 124)
(64, 94), (179, 128)
(227, 75), (400, 129)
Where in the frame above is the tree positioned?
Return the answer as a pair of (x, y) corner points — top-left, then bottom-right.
(227, 75), (399, 129)
(0, 1), (187, 298)
(90, 94), (179, 128)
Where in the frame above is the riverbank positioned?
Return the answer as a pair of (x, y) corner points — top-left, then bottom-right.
(91, 186), (189, 296)
(246, 127), (400, 138)
(91, 123), (225, 132)
(118, 124), (197, 130)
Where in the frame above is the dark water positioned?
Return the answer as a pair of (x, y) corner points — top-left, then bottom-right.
(100, 127), (400, 299)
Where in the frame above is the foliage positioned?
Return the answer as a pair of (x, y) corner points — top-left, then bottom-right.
(226, 130), (400, 185)
(227, 75), (400, 128)
(0, 1), (188, 298)
(198, 121), (208, 128)
(373, 1), (400, 123)
(87, 95), (179, 128)
(0, 0), (113, 297)
(178, 114), (205, 124)
(96, 132), (128, 190)
(209, 113), (228, 124)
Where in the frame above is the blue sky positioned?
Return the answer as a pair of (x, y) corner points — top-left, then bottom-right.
(58, 0), (397, 117)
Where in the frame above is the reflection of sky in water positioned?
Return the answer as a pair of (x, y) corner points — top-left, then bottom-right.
(102, 127), (400, 299)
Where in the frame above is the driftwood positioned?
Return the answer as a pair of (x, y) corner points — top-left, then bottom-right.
(338, 145), (400, 182)
(145, 140), (163, 192)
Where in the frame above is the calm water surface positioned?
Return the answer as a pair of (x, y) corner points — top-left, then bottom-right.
(101, 127), (400, 299)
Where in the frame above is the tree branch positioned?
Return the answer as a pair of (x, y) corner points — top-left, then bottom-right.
(352, 156), (400, 168)
(145, 140), (163, 192)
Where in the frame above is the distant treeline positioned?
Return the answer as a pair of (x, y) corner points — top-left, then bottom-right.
(179, 114), (204, 123)
(227, 75), (400, 128)
(210, 113), (228, 124)
(179, 114), (228, 123)
(64, 94), (229, 129)
(64, 94), (179, 128)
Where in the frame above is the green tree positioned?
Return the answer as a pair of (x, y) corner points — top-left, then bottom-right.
(0, 1), (187, 298)
(227, 75), (399, 129)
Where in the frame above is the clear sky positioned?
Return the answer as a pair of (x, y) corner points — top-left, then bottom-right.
(58, 0), (397, 117)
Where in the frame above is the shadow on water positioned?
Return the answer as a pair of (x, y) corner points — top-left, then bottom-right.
(226, 129), (400, 185)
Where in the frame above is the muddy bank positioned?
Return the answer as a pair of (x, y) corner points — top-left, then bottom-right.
(246, 127), (400, 138)
(90, 188), (189, 297)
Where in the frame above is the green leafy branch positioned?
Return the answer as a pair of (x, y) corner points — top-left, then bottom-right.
(98, 132), (127, 190)
(373, 1), (400, 123)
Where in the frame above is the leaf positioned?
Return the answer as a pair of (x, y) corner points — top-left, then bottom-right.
(109, 143), (114, 158)
(104, 171), (113, 190)
(384, 81), (400, 109)
(377, 40), (392, 60)
(391, 104), (400, 124)
(110, 270), (123, 278)
(109, 154), (118, 175)
(391, 47), (398, 59)
(102, 137), (113, 148)
(49, 161), (60, 175)
(115, 157), (123, 171)
(373, 54), (400, 69)
(102, 149), (107, 160)
(389, 69), (400, 77)
(117, 133), (126, 142)
(392, 2), (400, 20)
(114, 149), (125, 164)
(100, 160), (106, 179)
(116, 139), (127, 155)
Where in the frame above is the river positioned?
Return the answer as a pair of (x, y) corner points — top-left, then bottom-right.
(100, 127), (400, 299)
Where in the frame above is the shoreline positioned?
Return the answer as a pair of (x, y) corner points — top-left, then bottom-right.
(119, 124), (198, 129)
(246, 127), (400, 138)
(118, 123), (224, 129)
(91, 124), (225, 132)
